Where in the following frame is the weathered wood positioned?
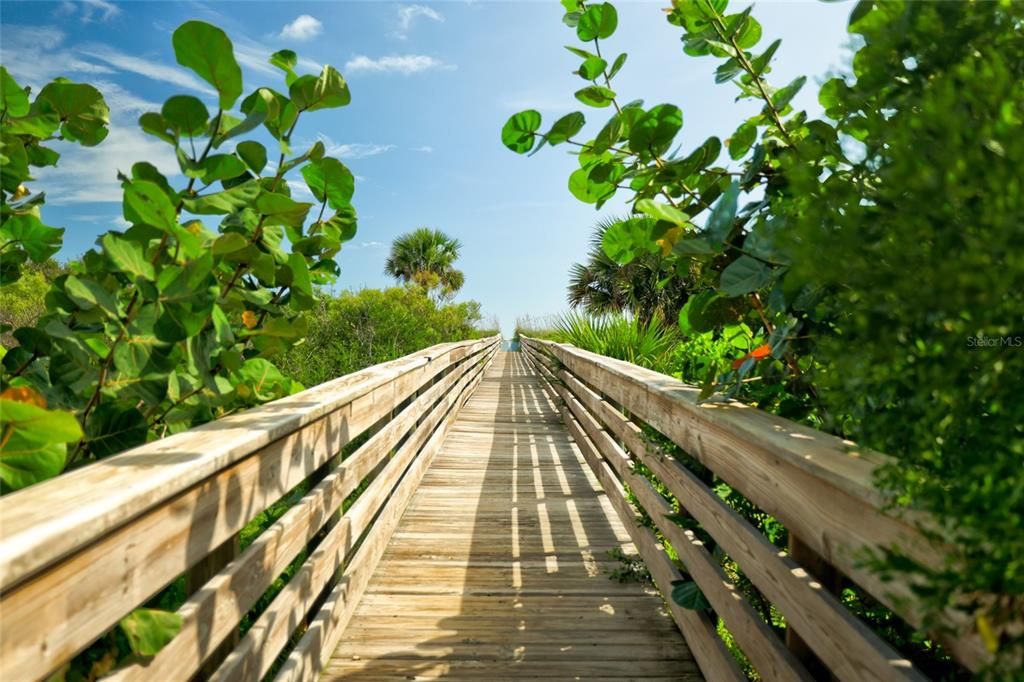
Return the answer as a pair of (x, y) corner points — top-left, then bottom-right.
(213, 347), (494, 682)
(0, 339), (494, 590)
(523, 337), (984, 670)
(552, 372), (812, 682)
(548, 360), (926, 681)
(319, 351), (699, 682)
(274, 349), (494, 682)
(0, 337), (498, 682)
(106, 344), (493, 682)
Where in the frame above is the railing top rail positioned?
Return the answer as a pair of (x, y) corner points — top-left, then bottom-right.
(521, 336), (894, 502)
(0, 335), (499, 590)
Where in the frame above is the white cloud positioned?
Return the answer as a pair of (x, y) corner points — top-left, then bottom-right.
(349, 241), (386, 250)
(0, 26), (114, 89)
(344, 54), (453, 75)
(411, 145), (433, 153)
(233, 39), (322, 78)
(317, 135), (396, 159)
(90, 80), (160, 114)
(35, 117), (179, 204)
(279, 15), (323, 41)
(396, 5), (443, 39)
(79, 44), (215, 96)
(56, 0), (121, 23)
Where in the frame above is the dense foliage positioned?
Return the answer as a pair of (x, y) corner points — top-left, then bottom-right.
(504, 0), (1022, 674)
(384, 227), (465, 302)
(1, 21), (359, 496)
(567, 216), (693, 325)
(279, 286), (488, 387)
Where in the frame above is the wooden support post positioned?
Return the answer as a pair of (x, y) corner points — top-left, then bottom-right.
(186, 534), (240, 678)
(786, 534), (844, 681)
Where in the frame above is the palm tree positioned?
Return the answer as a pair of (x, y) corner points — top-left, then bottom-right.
(567, 216), (694, 326)
(384, 228), (465, 301)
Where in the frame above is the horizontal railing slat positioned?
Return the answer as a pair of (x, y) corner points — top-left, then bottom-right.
(521, 347), (747, 682)
(0, 336), (498, 682)
(106, 340), (494, 682)
(274, 345), (495, 681)
(521, 337), (985, 672)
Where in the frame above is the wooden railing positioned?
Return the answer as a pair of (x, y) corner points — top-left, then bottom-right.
(0, 336), (499, 682)
(521, 336), (988, 681)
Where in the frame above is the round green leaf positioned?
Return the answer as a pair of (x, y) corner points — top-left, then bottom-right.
(161, 95), (209, 136)
(719, 255), (773, 296)
(728, 120), (758, 160)
(84, 403), (148, 458)
(172, 21), (243, 109)
(36, 80), (109, 146)
(628, 104), (682, 157)
(290, 66), (351, 112)
(119, 608), (183, 657)
(501, 109), (542, 154)
(301, 157), (355, 210)
(102, 234), (155, 281)
(577, 3), (618, 41)
(578, 56), (607, 81)
(546, 112), (586, 145)
(1, 66), (30, 118)
(236, 140), (267, 173)
(574, 85), (616, 108)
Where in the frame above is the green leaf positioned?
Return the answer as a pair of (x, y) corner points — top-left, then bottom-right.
(138, 112), (177, 145)
(719, 255), (772, 296)
(290, 66), (351, 112)
(608, 52), (628, 79)
(124, 180), (178, 232)
(501, 109), (542, 154)
(704, 181), (739, 245)
(771, 75), (807, 111)
(197, 154), (246, 183)
(119, 608), (183, 657)
(578, 56), (607, 81)
(673, 237), (717, 256)
(256, 192), (313, 228)
(728, 120), (757, 160)
(172, 21), (243, 109)
(0, 214), (63, 262)
(182, 181), (260, 215)
(671, 580), (710, 610)
(577, 2), (618, 41)
(629, 104), (682, 157)
(301, 157), (355, 210)
(161, 95), (209, 136)
(85, 404), (148, 458)
(103, 234), (155, 281)
(602, 217), (657, 264)
(1, 66), (30, 118)
(211, 232), (249, 255)
(635, 199), (688, 226)
(0, 399), (83, 442)
(36, 80), (109, 146)
(269, 49), (299, 85)
(564, 45), (597, 59)
(568, 166), (614, 204)
(236, 141), (267, 174)
(64, 275), (118, 315)
(750, 39), (781, 77)
(545, 112), (586, 146)
(0, 433), (66, 492)
(575, 85), (616, 108)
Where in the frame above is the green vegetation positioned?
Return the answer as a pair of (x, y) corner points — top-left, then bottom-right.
(567, 216), (693, 325)
(505, 0), (1022, 675)
(1, 20), (359, 497)
(279, 286), (487, 387)
(384, 227), (465, 302)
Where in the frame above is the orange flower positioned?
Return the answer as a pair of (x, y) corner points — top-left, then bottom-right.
(731, 343), (772, 370)
(242, 310), (259, 329)
(0, 386), (47, 408)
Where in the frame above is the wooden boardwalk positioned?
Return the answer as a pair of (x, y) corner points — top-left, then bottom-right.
(323, 352), (699, 680)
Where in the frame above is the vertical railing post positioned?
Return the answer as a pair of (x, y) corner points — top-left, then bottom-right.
(786, 534), (843, 680)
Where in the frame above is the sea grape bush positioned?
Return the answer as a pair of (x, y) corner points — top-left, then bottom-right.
(504, 0), (1022, 674)
(0, 21), (358, 489)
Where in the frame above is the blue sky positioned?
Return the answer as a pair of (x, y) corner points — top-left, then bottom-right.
(1, 0), (857, 336)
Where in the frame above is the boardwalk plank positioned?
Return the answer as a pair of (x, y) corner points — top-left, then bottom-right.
(322, 352), (699, 681)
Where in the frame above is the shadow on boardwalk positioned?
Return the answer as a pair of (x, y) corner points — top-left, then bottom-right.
(321, 351), (699, 680)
